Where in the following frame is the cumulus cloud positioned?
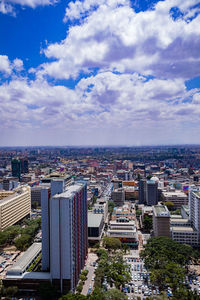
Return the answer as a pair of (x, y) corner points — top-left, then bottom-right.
(0, 55), (12, 75)
(36, 0), (200, 82)
(0, 0), (57, 15)
(0, 55), (24, 76)
(1, 0), (200, 145)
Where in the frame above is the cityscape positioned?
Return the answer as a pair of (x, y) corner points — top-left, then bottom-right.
(1, 0), (200, 299)
(0, 146), (199, 299)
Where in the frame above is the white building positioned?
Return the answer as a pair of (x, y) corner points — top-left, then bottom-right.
(42, 179), (88, 293)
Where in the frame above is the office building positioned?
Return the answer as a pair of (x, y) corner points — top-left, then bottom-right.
(12, 159), (21, 181)
(107, 219), (138, 248)
(162, 191), (188, 208)
(31, 185), (50, 207)
(111, 188), (125, 206)
(0, 186), (31, 231)
(42, 179), (88, 293)
(153, 205), (170, 237)
(139, 179), (146, 204)
(20, 158), (29, 174)
(146, 180), (158, 206)
(88, 212), (104, 243)
(139, 179), (158, 206)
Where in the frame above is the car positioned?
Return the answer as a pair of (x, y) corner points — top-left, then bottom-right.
(92, 276), (95, 281)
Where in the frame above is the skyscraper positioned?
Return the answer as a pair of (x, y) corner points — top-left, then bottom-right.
(42, 179), (88, 293)
(139, 179), (158, 206)
(11, 159), (21, 180)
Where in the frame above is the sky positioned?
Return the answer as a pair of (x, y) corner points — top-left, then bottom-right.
(0, 0), (200, 146)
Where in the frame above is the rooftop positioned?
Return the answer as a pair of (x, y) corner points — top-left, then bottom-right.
(53, 182), (85, 200)
(88, 212), (103, 227)
(7, 243), (41, 276)
(171, 226), (197, 233)
(154, 205), (170, 217)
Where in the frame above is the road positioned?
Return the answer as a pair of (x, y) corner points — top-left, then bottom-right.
(82, 252), (98, 296)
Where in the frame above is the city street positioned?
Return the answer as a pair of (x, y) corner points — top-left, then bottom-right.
(82, 252), (98, 296)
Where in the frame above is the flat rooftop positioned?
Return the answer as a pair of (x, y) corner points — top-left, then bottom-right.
(7, 243), (41, 276)
(88, 212), (103, 227)
(171, 226), (197, 233)
(154, 205), (170, 217)
(53, 182), (85, 200)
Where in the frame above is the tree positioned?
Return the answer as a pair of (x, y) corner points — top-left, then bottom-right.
(15, 234), (32, 251)
(80, 274), (87, 281)
(108, 201), (115, 214)
(143, 215), (152, 232)
(164, 201), (174, 211)
(141, 237), (193, 295)
(102, 237), (121, 251)
(76, 282), (83, 294)
(4, 285), (18, 297)
(103, 288), (128, 300)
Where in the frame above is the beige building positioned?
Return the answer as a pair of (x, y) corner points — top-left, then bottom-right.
(0, 186), (31, 231)
(153, 205), (170, 237)
(171, 226), (198, 246)
(162, 191), (188, 208)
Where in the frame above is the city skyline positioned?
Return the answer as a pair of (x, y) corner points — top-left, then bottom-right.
(0, 0), (200, 146)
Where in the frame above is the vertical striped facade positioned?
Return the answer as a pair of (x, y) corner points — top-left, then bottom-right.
(42, 180), (88, 293)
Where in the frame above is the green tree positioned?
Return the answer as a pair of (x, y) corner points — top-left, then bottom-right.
(15, 234), (32, 251)
(143, 215), (152, 232)
(4, 285), (18, 297)
(108, 201), (115, 214)
(104, 288), (128, 300)
(164, 201), (174, 211)
(102, 237), (121, 251)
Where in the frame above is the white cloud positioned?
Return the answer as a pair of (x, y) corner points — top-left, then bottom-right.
(37, 0), (200, 81)
(0, 55), (12, 75)
(0, 1), (15, 15)
(0, 0), (57, 15)
(13, 58), (24, 72)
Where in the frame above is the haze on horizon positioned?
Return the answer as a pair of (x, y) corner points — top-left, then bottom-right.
(0, 0), (200, 146)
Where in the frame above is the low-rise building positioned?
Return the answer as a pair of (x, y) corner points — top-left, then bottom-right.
(88, 212), (104, 244)
(107, 219), (138, 248)
(171, 226), (198, 246)
(162, 190), (188, 208)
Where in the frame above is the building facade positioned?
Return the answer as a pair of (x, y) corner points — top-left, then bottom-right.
(153, 205), (170, 237)
(0, 186), (31, 231)
(42, 180), (88, 293)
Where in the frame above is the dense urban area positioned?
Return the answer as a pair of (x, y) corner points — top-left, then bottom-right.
(0, 146), (200, 300)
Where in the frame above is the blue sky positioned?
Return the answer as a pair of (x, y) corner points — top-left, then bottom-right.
(0, 0), (200, 146)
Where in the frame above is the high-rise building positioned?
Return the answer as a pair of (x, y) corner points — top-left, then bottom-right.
(11, 158), (29, 181)
(153, 205), (170, 237)
(42, 179), (88, 293)
(146, 180), (158, 206)
(20, 158), (29, 174)
(11, 159), (21, 181)
(189, 186), (200, 233)
(139, 179), (158, 206)
(139, 179), (146, 204)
